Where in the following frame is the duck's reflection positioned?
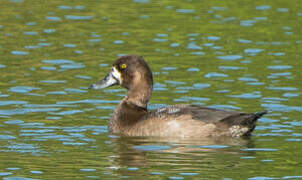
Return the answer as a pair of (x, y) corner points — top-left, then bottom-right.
(109, 135), (255, 168)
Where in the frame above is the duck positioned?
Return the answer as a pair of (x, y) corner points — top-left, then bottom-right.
(89, 55), (267, 138)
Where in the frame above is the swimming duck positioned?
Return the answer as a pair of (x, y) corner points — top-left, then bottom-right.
(89, 55), (267, 138)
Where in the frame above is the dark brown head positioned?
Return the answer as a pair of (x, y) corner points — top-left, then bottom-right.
(89, 55), (153, 107)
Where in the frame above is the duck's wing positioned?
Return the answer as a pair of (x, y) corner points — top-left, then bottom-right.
(151, 104), (241, 123)
(151, 104), (267, 136)
(141, 105), (266, 137)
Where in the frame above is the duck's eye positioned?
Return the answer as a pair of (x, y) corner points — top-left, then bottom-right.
(121, 64), (127, 69)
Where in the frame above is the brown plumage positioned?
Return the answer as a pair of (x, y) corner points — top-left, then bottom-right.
(89, 55), (267, 138)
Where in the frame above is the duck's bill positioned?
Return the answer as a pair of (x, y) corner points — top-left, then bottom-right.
(89, 68), (120, 90)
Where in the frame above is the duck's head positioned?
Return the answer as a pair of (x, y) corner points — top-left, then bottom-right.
(89, 55), (153, 94)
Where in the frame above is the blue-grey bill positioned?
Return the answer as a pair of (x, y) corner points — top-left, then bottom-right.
(89, 70), (119, 90)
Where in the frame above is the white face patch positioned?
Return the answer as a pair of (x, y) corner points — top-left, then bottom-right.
(112, 67), (122, 84)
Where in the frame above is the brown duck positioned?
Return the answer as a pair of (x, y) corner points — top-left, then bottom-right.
(89, 55), (267, 138)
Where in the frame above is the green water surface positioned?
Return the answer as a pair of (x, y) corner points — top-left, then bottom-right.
(0, 0), (302, 179)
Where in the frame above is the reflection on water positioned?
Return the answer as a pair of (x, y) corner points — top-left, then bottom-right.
(107, 136), (254, 178)
(0, 0), (302, 179)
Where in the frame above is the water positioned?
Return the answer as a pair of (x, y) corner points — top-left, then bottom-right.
(0, 0), (302, 179)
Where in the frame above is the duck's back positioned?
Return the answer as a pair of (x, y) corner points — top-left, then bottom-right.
(124, 104), (266, 137)
(152, 104), (238, 123)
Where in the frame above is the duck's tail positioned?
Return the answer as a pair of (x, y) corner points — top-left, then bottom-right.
(253, 111), (268, 120)
(222, 110), (268, 137)
(244, 111), (268, 135)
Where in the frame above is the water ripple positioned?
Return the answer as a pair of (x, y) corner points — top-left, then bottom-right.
(267, 65), (292, 70)
(0, 108), (60, 116)
(49, 110), (83, 116)
(46, 16), (61, 21)
(176, 9), (195, 14)
(60, 63), (85, 70)
(64, 15), (93, 20)
(244, 48), (264, 55)
(256, 5), (271, 10)
(204, 72), (228, 78)
(42, 59), (75, 64)
(0, 101), (27, 106)
(11, 51), (28, 55)
(0, 135), (17, 140)
(134, 145), (171, 151)
(133, 0), (149, 3)
(9, 86), (40, 94)
(217, 55), (242, 61)
(187, 42), (202, 50)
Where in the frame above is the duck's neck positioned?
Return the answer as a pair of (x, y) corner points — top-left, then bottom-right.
(109, 80), (152, 133)
(126, 82), (152, 109)
(125, 71), (153, 109)
(109, 71), (153, 133)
